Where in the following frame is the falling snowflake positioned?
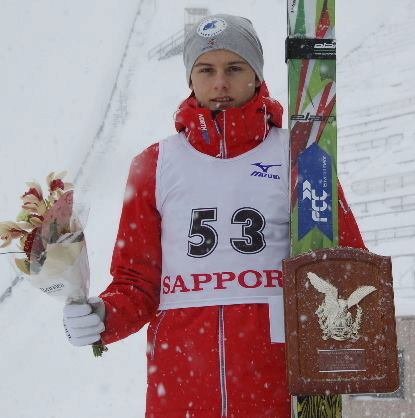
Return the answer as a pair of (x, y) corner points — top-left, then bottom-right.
(157, 382), (166, 397)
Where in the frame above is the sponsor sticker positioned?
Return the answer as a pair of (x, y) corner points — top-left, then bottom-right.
(298, 143), (333, 240)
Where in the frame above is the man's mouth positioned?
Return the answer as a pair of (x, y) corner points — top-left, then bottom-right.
(211, 97), (234, 108)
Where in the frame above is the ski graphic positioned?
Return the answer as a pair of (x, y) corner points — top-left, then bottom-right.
(286, 0), (341, 417)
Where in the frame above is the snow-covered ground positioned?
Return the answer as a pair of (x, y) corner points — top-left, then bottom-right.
(0, 1), (413, 417)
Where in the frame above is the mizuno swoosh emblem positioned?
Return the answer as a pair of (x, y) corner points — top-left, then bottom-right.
(252, 162), (282, 173)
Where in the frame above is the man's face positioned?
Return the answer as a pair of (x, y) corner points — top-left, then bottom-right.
(190, 49), (260, 111)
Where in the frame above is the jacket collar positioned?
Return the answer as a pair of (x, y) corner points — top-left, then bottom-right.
(174, 82), (283, 158)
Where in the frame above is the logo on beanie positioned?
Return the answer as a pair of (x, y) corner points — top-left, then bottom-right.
(197, 18), (227, 38)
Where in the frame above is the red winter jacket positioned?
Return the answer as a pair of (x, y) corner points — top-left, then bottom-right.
(99, 83), (365, 418)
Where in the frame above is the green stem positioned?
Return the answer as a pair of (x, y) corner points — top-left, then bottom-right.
(92, 341), (108, 357)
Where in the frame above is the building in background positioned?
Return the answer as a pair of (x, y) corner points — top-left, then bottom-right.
(337, 9), (415, 411)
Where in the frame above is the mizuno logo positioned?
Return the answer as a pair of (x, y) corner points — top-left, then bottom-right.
(252, 162), (281, 173)
(250, 162), (281, 180)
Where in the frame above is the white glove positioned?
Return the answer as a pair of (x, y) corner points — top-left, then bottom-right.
(63, 297), (105, 347)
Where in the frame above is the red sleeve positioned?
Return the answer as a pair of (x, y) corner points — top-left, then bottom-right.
(338, 182), (366, 250)
(99, 143), (161, 344)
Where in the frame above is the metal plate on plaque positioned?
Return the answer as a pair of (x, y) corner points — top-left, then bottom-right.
(283, 248), (399, 395)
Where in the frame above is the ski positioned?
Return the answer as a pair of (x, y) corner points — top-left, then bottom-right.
(286, 0), (341, 417)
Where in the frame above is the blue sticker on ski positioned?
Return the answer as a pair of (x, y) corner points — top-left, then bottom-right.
(298, 143), (333, 240)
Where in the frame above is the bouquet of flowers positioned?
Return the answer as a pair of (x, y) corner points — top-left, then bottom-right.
(0, 172), (106, 356)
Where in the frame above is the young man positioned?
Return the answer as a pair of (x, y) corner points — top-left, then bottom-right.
(64, 14), (365, 418)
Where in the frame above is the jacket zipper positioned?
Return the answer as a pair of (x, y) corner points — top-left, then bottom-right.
(214, 111), (228, 159)
(219, 305), (228, 417)
(150, 310), (166, 360)
(221, 110), (228, 158)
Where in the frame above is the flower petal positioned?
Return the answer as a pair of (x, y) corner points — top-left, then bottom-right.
(15, 258), (30, 275)
(0, 221), (31, 231)
(46, 172), (55, 185)
(0, 236), (12, 248)
(23, 183), (43, 200)
(63, 182), (74, 191)
(55, 170), (67, 179)
(50, 179), (65, 192)
(21, 194), (40, 204)
(28, 215), (43, 227)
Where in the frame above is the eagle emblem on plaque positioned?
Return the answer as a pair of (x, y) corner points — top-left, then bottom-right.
(307, 272), (377, 341)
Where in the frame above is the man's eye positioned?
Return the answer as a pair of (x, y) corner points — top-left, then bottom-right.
(199, 68), (212, 73)
(229, 66), (242, 72)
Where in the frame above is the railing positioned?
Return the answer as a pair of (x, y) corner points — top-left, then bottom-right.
(147, 28), (185, 60)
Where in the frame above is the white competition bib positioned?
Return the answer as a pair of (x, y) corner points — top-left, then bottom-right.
(156, 127), (290, 311)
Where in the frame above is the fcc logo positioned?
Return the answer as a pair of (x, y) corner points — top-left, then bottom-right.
(197, 18), (227, 38)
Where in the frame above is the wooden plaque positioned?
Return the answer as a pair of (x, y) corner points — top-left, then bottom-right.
(283, 248), (399, 395)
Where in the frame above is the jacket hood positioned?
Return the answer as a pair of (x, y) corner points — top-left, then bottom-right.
(174, 82), (283, 158)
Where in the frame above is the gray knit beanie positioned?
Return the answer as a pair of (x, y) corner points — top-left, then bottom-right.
(183, 14), (264, 86)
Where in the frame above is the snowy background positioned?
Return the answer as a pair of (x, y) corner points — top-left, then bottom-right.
(0, 0), (414, 417)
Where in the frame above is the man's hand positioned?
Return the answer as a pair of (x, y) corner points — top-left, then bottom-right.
(63, 297), (105, 346)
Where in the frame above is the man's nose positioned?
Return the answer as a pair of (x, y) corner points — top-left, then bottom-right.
(213, 71), (229, 90)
